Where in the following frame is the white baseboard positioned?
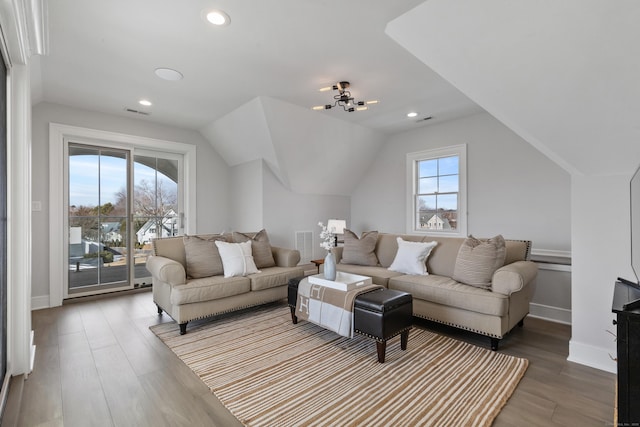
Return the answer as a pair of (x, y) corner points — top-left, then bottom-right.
(529, 303), (572, 325)
(568, 339), (617, 374)
(31, 295), (50, 311)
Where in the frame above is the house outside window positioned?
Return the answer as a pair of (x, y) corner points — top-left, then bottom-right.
(406, 144), (467, 237)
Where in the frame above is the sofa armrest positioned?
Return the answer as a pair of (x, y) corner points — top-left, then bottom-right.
(271, 246), (301, 267)
(491, 261), (538, 296)
(146, 255), (186, 286)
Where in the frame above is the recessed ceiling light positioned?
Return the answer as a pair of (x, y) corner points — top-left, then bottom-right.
(205, 10), (230, 26)
(155, 68), (183, 81)
(407, 112), (418, 118)
(139, 99), (152, 107)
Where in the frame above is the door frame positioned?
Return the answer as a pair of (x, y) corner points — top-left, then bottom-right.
(49, 123), (197, 307)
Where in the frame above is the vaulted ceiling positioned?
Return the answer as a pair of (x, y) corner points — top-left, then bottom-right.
(32, 0), (637, 191)
(386, 0), (640, 177)
(33, 0), (487, 194)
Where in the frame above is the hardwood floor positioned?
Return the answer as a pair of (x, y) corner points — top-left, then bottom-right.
(12, 291), (615, 427)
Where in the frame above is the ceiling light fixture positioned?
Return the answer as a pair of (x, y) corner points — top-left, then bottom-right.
(155, 68), (183, 81)
(205, 9), (230, 26)
(407, 112), (418, 118)
(312, 81), (378, 112)
(139, 99), (152, 107)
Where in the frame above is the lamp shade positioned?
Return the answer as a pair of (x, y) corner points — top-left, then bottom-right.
(327, 219), (346, 234)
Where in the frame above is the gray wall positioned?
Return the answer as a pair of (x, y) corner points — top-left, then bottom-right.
(350, 112), (571, 252)
(226, 158), (350, 261)
(31, 102), (230, 300)
(230, 159), (264, 232)
(262, 163), (350, 260)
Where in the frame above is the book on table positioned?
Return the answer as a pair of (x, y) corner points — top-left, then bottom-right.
(308, 272), (373, 291)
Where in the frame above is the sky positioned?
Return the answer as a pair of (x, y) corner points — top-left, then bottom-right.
(69, 154), (168, 208)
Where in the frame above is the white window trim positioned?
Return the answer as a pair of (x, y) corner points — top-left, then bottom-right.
(49, 123), (197, 307)
(406, 144), (467, 237)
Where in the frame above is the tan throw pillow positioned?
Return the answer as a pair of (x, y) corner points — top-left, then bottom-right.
(452, 235), (506, 289)
(232, 229), (276, 269)
(183, 235), (226, 279)
(340, 230), (379, 266)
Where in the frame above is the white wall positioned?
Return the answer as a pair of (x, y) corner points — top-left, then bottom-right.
(570, 174), (633, 373)
(262, 164), (350, 260)
(230, 159), (264, 232)
(351, 112), (571, 252)
(31, 102), (230, 301)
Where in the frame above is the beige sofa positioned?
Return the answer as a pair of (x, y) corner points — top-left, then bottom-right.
(147, 232), (303, 334)
(332, 233), (537, 350)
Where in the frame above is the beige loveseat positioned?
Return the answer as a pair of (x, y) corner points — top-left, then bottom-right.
(331, 233), (537, 350)
(147, 232), (303, 334)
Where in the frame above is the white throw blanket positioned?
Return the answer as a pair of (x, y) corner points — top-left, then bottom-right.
(295, 277), (381, 338)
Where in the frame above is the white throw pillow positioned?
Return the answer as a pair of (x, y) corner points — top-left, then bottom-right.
(214, 240), (260, 278)
(388, 238), (438, 275)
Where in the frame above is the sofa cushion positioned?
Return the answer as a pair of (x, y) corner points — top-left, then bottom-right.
(248, 266), (305, 291)
(388, 274), (509, 317)
(452, 235), (506, 289)
(183, 235), (226, 279)
(215, 240), (261, 278)
(341, 230), (379, 266)
(170, 275), (251, 305)
(335, 264), (404, 287)
(233, 229), (276, 269)
(388, 238), (438, 275)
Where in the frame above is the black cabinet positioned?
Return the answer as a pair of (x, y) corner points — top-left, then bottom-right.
(612, 281), (640, 425)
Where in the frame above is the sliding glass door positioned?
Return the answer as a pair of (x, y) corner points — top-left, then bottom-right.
(68, 144), (130, 293)
(132, 151), (182, 286)
(67, 143), (183, 296)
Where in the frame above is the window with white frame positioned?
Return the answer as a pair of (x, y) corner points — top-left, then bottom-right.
(406, 144), (467, 236)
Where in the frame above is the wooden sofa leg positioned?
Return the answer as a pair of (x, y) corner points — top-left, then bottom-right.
(179, 322), (188, 335)
(490, 337), (500, 351)
(518, 318), (525, 327)
(289, 306), (298, 324)
(156, 304), (163, 315)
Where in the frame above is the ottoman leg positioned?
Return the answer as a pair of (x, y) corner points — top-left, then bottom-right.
(376, 341), (387, 363)
(289, 306), (298, 324)
(401, 330), (409, 351)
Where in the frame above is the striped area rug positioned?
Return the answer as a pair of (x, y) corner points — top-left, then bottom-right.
(150, 304), (528, 427)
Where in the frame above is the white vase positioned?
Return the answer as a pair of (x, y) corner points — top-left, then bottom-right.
(324, 251), (337, 281)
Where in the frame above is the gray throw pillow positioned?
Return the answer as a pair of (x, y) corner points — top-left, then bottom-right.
(183, 235), (226, 279)
(340, 230), (379, 266)
(452, 235), (506, 289)
(232, 229), (276, 269)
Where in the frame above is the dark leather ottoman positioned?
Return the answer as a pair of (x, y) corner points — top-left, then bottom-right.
(288, 277), (413, 363)
(353, 289), (413, 363)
